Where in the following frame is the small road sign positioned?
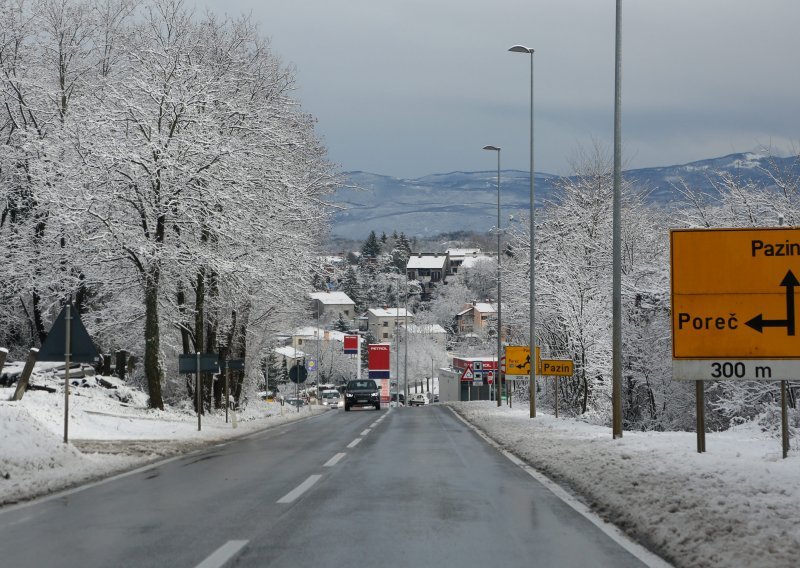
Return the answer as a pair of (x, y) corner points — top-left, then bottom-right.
(539, 359), (574, 376)
(504, 346), (541, 375)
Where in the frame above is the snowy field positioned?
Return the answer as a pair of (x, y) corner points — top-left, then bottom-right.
(2, 370), (798, 568)
(0, 369), (325, 506)
(448, 401), (799, 568)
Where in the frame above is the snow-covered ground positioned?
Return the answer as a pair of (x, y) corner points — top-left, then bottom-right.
(3, 369), (798, 568)
(0, 369), (325, 506)
(448, 401), (799, 568)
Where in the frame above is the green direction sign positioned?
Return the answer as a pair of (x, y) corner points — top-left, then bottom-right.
(227, 358), (245, 371)
(38, 302), (100, 363)
(178, 353), (219, 374)
(289, 363), (308, 384)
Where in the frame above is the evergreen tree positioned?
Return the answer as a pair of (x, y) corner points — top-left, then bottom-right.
(334, 312), (350, 332)
(280, 358), (289, 383)
(361, 231), (382, 258)
(380, 232), (388, 244)
(340, 265), (362, 310)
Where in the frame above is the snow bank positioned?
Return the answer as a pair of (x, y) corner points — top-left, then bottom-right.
(450, 402), (800, 568)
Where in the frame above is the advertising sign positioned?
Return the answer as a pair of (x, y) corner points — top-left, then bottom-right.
(368, 343), (391, 379)
(344, 335), (359, 354)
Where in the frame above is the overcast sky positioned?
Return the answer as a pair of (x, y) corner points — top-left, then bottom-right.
(192, 0), (800, 179)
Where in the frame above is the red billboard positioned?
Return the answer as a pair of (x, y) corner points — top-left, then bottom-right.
(343, 335), (359, 354)
(368, 343), (391, 379)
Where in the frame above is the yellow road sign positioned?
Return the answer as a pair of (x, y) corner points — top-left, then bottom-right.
(540, 359), (574, 376)
(504, 346), (540, 375)
(671, 227), (800, 359)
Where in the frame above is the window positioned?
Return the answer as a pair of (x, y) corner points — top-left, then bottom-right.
(383, 333), (388, 338)
(383, 321), (388, 327)
(344, 310), (349, 316)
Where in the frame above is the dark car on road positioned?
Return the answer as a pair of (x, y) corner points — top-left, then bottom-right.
(344, 379), (381, 411)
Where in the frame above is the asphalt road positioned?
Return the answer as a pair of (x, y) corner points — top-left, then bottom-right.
(0, 405), (656, 567)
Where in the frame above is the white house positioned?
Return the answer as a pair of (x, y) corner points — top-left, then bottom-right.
(309, 291), (356, 325)
(365, 307), (414, 341)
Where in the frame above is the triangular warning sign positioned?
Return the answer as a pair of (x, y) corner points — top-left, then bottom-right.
(462, 368), (474, 380)
(38, 302), (100, 363)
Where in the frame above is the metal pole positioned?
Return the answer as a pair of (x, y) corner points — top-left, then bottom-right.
(611, 0), (624, 439)
(528, 50), (537, 419)
(395, 277), (400, 406)
(225, 359), (229, 424)
(496, 149), (502, 407)
(64, 302), (71, 444)
(196, 351), (201, 431)
(404, 272), (409, 405)
(316, 302), (320, 404)
(357, 333), (361, 381)
(781, 380), (789, 458)
(696, 380), (705, 453)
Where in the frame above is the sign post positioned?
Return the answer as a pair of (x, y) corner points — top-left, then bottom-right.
(539, 359), (574, 419)
(38, 301), (100, 444)
(179, 353), (219, 431)
(672, 227), (800, 455)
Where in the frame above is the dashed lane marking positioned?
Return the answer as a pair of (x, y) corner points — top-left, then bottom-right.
(323, 453), (346, 467)
(195, 540), (248, 568)
(347, 438), (362, 448)
(277, 475), (322, 504)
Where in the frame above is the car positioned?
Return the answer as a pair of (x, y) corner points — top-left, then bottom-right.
(285, 397), (307, 408)
(344, 379), (381, 411)
(390, 392), (405, 404)
(408, 393), (428, 407)
(320, 389), (341, 408)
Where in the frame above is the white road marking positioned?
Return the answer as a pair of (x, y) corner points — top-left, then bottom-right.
(448, 408), (673, 568)
(361, 429), (371, 436)
(324, 453), (346, 467)
(371, 421), (380, 427)
(195, 540), (248, 568)
(347, 438), (362, 448)
(277, 474), (323, 504)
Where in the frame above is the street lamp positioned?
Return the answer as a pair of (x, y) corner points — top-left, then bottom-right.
(509, 44), (536, 418)
(483, 145), (502, 407)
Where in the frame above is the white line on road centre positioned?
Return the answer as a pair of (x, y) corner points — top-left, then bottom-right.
(277, 475), (323, 504)
(448, 408), (672, 568)
(324, 453), (346, 467)
(361, 429), (371, 436)
(371, 421), (380, 427)
(347, 438), (362, 448)
(195, 540), (248, 568)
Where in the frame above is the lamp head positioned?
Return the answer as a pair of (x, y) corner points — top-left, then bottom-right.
(482, 145), (501, 152)
(509, 45), (534, 54)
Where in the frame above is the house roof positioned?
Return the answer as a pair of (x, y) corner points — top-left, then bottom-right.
(309, 291), (355, 305)
(407, 255), (447, 270)
(292, 327), (349, 342)
(446, 248), (482, 258)
(274, 346), (305, 358)
(473, 302), (496, 314)
(459, 255), (493, 269)
(406, 323), (447, 335)
(368, 307), (412, 318)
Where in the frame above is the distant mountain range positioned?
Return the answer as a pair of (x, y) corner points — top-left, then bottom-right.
(329, 153), (798, 239)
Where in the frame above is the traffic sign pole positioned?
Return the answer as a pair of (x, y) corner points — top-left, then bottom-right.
(196, 352), (201, 431)
(781, 380), (789, 459)
(695, 381), (705, 453)
(64, 303), (71, 444)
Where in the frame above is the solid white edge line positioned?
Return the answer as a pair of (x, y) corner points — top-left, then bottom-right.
(277, 474), (322, 504)
(361, 429), (371, 436)
(323, 453), (346, 467)
(195, 540), (248, 568)
(448, 408), (673, 568)
(347, 438), (362, 448)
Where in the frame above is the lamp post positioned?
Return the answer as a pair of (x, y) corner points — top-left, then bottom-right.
(483, 145), (502, 407)
(403, 270), (409, 406)
(612, 0), (623, 439)
(509, 44), (536, 418)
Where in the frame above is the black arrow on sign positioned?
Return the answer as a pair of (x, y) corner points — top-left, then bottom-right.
(745, 270), (798, 335)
